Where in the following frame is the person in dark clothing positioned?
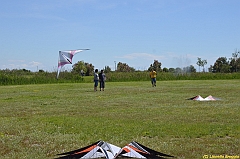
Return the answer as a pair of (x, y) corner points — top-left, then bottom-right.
(93, 69), (99, 91)
(99, 70), (106, 91)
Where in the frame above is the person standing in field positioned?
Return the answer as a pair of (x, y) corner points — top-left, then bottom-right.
(149, 69), (157, 87)
(94, 69), (99, 91)
(99, 69), (106, 91)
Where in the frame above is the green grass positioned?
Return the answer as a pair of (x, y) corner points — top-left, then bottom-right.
(0, 80), (239, 159)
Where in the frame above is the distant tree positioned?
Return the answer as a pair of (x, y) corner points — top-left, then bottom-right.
(85, 62), (94, 76)
(182, 67), (189, 73)
(190, 65), (197, 73)
(183, 65), (196, 73)
(148, 60), (162, 72)
(22, 69), (31, 72)
(196, 57), (207, 72)
(72, 61), (94, 76)
(72, 61), (87, 75)
(175, 67), (182, 74)
(103, 66), (111, 73)
(168, 68), (175, 73)
(235, 58), (240, 72)
(162, 67), (169, 72)
(196, 57), (202, 72)
(212, 57), (230, 73)
(202, 59), (207, 72)
(229, 49), (240, 72)
(116, 62), (135, 72)
(208, 65), (214, 72)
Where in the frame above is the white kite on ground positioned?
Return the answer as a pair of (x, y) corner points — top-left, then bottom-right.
(55, 140), (174, 159)
(187, 95), (220, 101)
(57, 49), (89, 79)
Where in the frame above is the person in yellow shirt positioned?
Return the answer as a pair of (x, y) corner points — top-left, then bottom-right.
(149, 69), (157, 87)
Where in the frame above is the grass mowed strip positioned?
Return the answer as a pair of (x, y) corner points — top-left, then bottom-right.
(0, 80), (239, 159)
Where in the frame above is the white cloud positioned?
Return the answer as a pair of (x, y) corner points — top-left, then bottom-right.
(29, 61), (42, 67)
(1, 60), (43, 71)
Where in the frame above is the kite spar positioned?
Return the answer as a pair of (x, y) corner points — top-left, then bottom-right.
(57, 49), (89, 79)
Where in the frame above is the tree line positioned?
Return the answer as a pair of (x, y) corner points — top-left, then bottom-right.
(70, 49), (239, 75)
(1, 49), (239, 75)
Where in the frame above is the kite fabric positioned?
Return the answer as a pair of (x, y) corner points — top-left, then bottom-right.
(55, 140), (174, 159)
(57, 49), (89, 79)
(187, 95), (220, 101)
(116, 141), (174, 159)
(55, 140), (121, 159)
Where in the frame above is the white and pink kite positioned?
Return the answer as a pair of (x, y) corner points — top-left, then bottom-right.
(187, 95), (220, 101)
(57, 49), (89, 79)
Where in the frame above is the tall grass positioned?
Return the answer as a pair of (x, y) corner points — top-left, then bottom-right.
(1, 70), (240, 85)
(90, 72), (240, 82)
(0, 71), (84, 85)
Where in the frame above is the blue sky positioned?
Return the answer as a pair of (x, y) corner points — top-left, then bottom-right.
(1, 0), (240, 72)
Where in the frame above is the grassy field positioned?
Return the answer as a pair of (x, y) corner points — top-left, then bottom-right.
(0, 80), (239, 159)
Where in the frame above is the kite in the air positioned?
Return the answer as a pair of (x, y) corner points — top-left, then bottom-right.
(57, 49), (89, 79)
(187, 95), (220, 101)
(55, 140), (174, 159)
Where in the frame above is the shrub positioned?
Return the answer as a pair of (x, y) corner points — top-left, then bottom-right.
(0, 69), (240, 85)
